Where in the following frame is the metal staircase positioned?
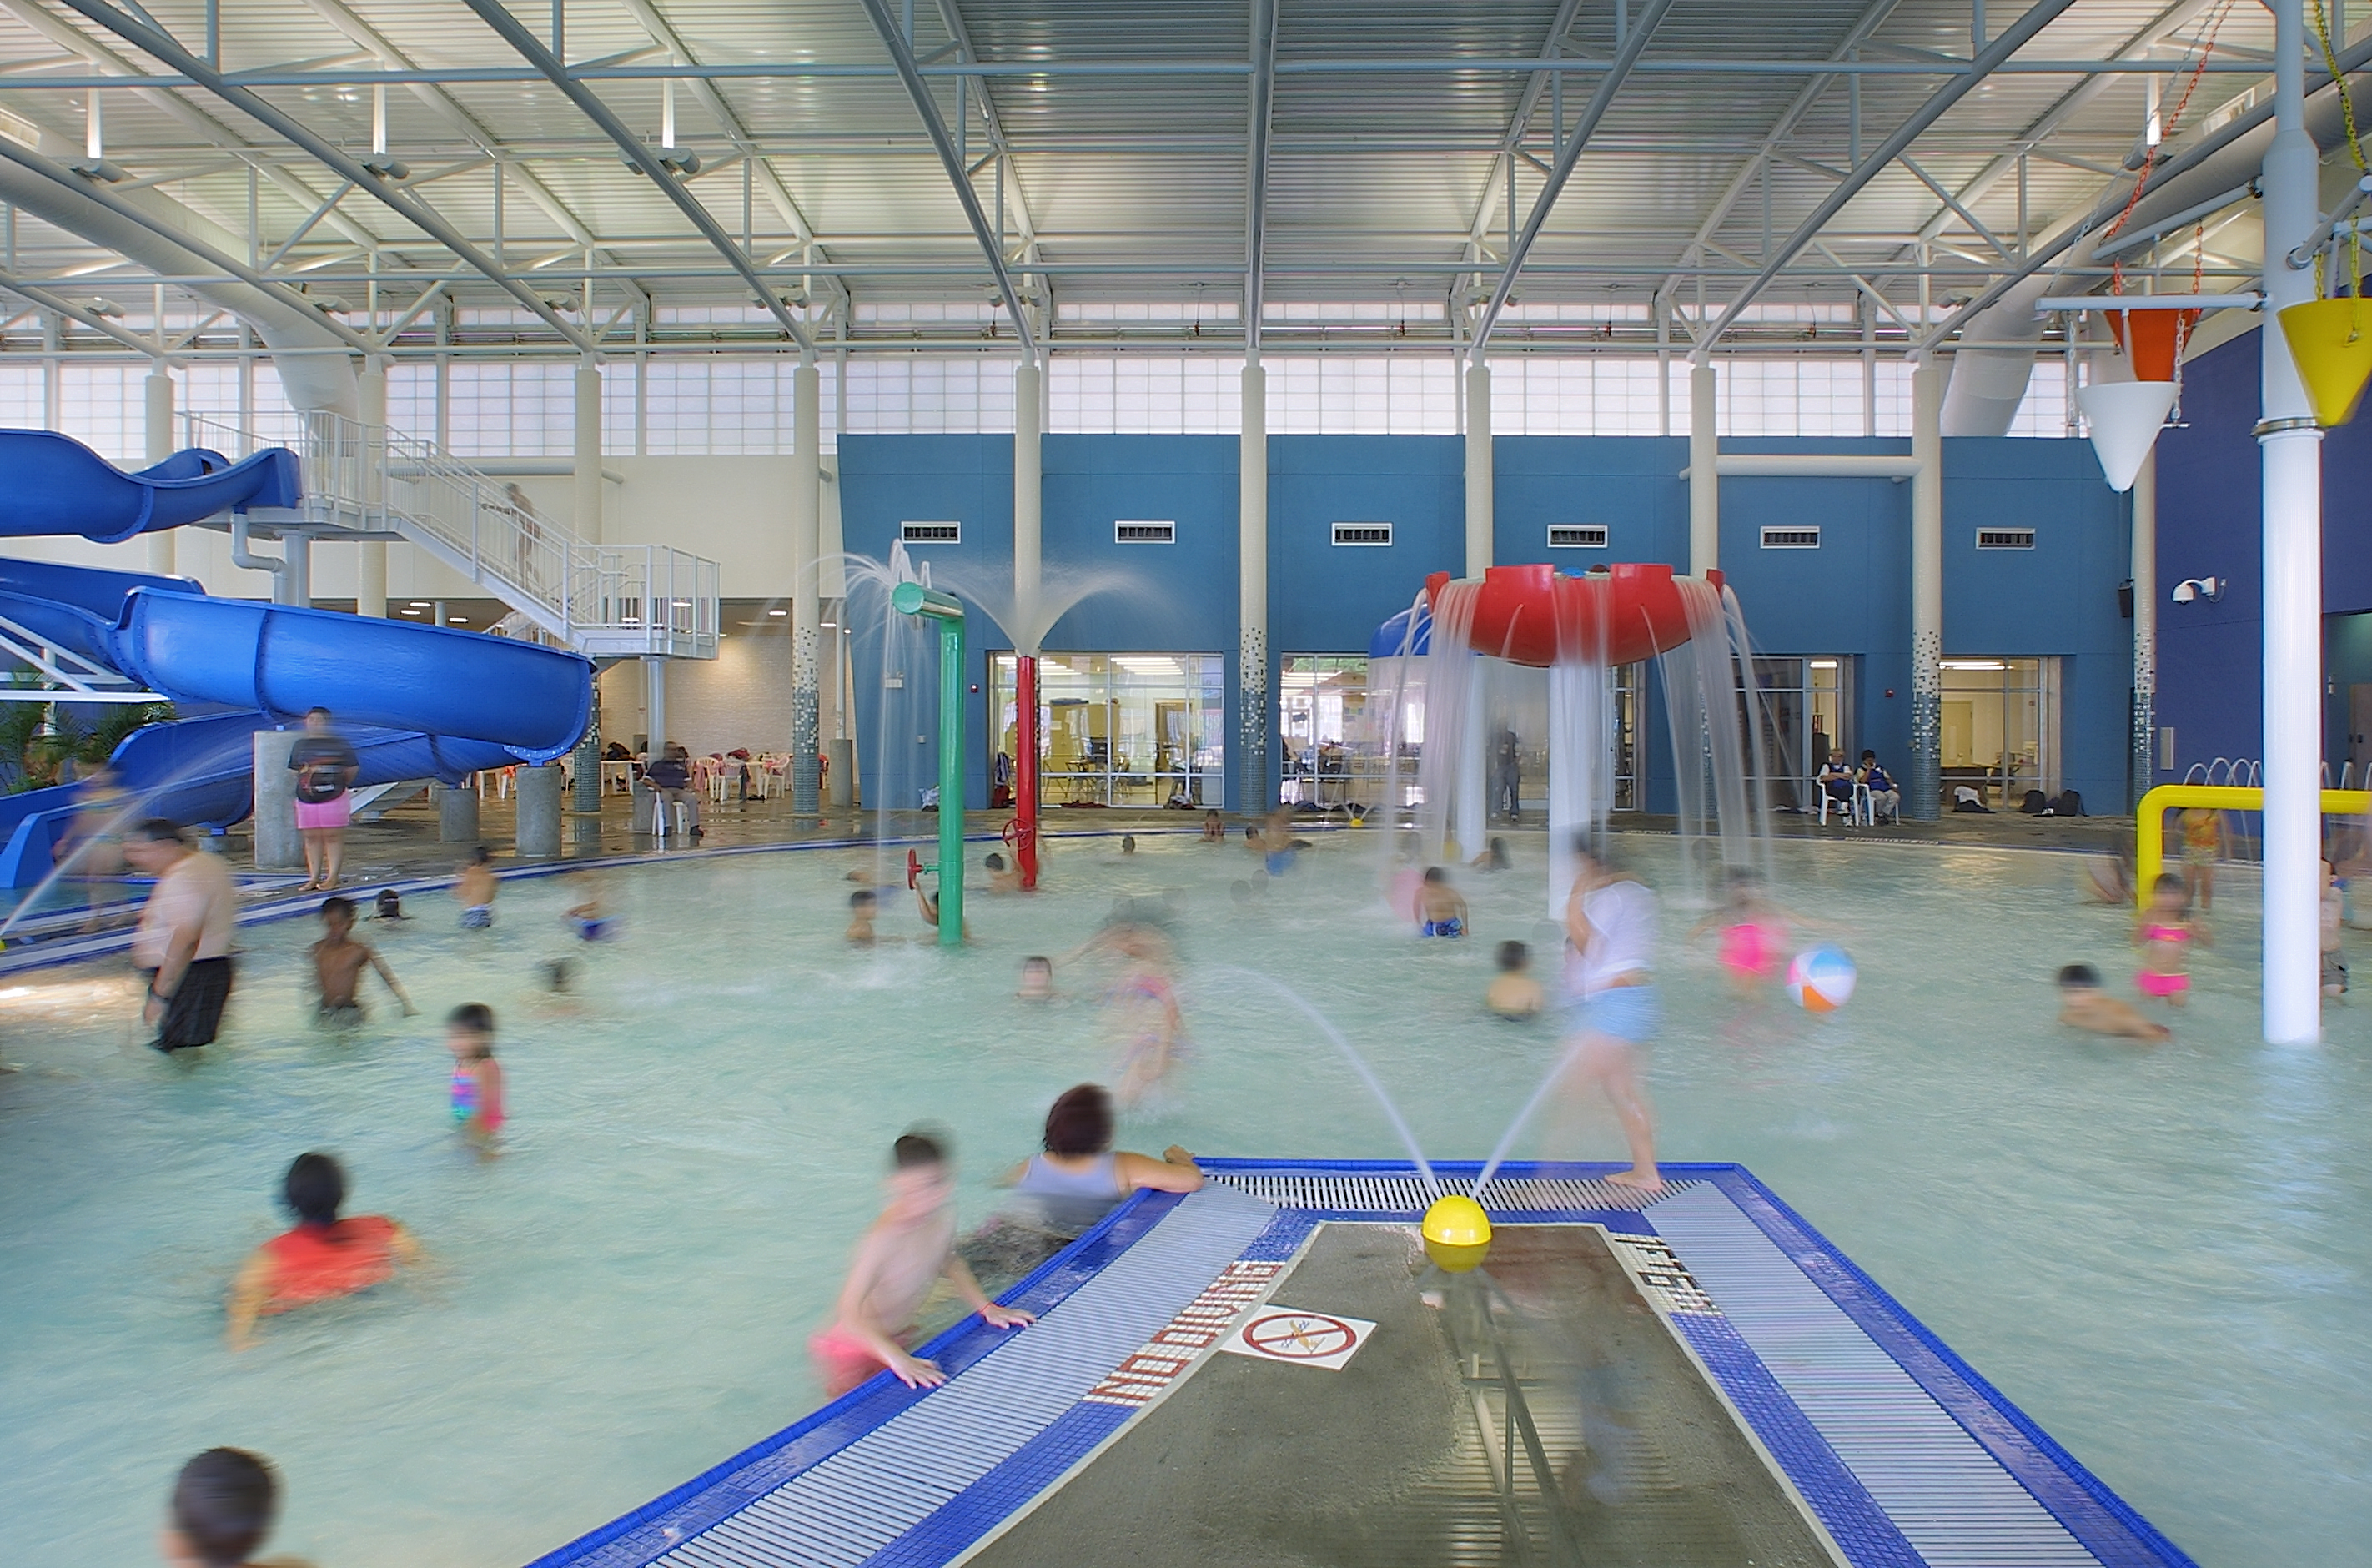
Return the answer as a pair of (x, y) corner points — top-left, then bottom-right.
(185, 412), (719, 661)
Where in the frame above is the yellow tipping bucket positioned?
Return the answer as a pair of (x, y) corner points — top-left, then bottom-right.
(2278, 298), (2372, 427)
(1420, 1194), (1493, 1273)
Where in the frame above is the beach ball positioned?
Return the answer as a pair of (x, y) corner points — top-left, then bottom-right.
(1787, 946), (1857, 1013)
(1420, 1194), (1493, 1273)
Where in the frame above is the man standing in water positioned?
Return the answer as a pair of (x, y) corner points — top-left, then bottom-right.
(1492, 726), (1521, 821)
(1561, 840), (1662, 1190)
(126, 819), (239, 1053)
(288, 706), (359, 891)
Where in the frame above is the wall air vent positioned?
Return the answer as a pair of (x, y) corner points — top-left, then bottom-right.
(901, 521), (960, 544)
(1977, 528), (2037, 550)
(1114, 520), (1175, 544)
(1547, 525), (1609, 550)
(1332, 522), (1393, 547)
(1760, 526), (1821, 549)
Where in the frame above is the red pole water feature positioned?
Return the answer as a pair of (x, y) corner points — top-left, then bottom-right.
(1015, 653), (1040, 888)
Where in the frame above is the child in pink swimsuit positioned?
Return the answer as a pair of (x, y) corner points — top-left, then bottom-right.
(2133, 873), (2207, 1005)
(1697, 871), (1787, 996)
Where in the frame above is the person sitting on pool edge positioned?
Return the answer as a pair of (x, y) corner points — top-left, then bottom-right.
(1002, 1083), (1203, 1236)
(2055, 963), (2170, 1042)
(162, 1447), (297, 1568)
(811, 1131), (1033, 1396)
(225, 1152), (420, 1350)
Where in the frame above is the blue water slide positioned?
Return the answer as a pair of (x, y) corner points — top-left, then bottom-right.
(0, 430), (299, 543)
(113, 592), (591, 764)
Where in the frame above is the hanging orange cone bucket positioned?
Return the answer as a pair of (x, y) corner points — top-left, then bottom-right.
(2277, 297), (2372, 427)
(2104, 308), (2200, 381)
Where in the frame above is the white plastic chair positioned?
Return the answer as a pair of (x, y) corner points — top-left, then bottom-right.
(650, 791), (690, 840)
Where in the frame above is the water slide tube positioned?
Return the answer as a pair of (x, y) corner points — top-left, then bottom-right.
(0, 433), (591, 890)
(0, 430), (299, 543)
(1415, 563), (1709, 669)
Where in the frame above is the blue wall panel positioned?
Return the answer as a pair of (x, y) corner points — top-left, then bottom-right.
(837, 430), (2136, 814)
(2157, 324), (2372, 785)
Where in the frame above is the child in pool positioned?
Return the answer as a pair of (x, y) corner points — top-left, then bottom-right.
(2178, 806), (2224, 912)
(847, 888), (879, 945)
(1416, 866), (1469, 937)
(1120, 835), (1137, 855)
(1487, 940), (1543, 1018)
(1470, 837), (1513, 872)
(809, 1132), (1032, 1396)
(2324, 859), (2349, 998)
(565, 881), (611, 941)
(1695, 870), (1789, 996)
(2055, 963), (2170, 1041)
(454, 846), (498, 929)
(2133, 873), (2208, 1006)
(372, 887), (408, 921)
(446, 1003), (505, 1154)
(1201, 810), (1225, 842)
(913, 880), (971, 941)
(163, 1446), (312, 1566)
(1018, 955), (1055, 1001)
(224, 1152), (420, 1352)
(309, 896), (414, 1028)
(983, 852), (1023, 893)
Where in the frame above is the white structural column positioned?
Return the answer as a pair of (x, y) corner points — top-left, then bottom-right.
(1014, 359), (1043, 644)
(1908, 356), (1946, 821)
(1689, 361), (1717, 573)
(2260, 0), (2324, 1044)
(790, 358), (822, 814)
(1465, 356), (1493, 578)
(644, 656), (667, 754)
(355, 355), (388, 618)
(573, 355), (603, 541)
(2130, 450), (2156, 807)
(143, 368), (174, 576)
(1239, 359), (1269, 812)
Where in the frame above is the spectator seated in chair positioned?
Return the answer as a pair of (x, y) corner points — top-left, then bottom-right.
(1856, 751), (1901, 822)
(1816, 751), (1858, 822)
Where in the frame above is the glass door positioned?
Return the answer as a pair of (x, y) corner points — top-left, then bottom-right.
(990, 653), (1226, 808)
(1940, 657), (2056, 807)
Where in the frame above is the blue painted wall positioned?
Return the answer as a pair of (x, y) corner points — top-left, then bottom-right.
(2155, 326), (2372, 783)
(839, 430), (2136, 813)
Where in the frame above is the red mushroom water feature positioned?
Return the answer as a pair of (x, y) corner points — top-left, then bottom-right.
(1422, 562), (1721, 668)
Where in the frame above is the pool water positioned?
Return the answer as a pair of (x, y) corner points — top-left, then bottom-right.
(0, 831), (2364, 1567)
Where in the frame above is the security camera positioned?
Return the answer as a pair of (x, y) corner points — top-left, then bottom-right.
(2171, 580), (2195, 604)
(2171, 576), (2224, 604)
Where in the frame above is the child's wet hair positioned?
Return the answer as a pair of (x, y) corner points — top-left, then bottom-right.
(851, 888), (877, 909)
(281, 1150), (346, 1227)
(2153, 872), (2186, 896)
(893, 1128), (948, 1168)
(1022, 955), (1052, 972)
(985, 852), (1006, 871)
(1423, 866), (1445, 883)
(470, 845), (493, 866)
(1497, 940), (1529, 972)
(319, 894), (355, 923)
(171, 1447), (279, 1568)
(2058, 963), (2100, 989)
(448, 1002), (495, 1037)
(542, 958), (574, 993)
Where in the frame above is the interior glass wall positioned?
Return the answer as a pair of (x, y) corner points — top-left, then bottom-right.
(1746, 656), (1852, 809)
(989, 653), (1225, 808)
(1941, 657), (2058, 807)
(1284, 655), (1642, 813)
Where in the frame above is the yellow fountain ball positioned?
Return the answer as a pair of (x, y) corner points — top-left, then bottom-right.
(1420, 1194), (1493, 1273)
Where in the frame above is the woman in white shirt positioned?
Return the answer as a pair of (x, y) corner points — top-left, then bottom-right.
(1562, 842), (1663, 1192)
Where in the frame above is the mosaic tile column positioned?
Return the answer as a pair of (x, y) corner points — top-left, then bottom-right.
(791, 359), (822, 815)
(1907, 357), (1944, 820)
(1239, 360), (1269, 813)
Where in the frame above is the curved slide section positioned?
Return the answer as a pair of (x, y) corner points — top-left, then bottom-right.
(116, 592), (591, 764)
(0, 550), (590, 892)
(0, 431), (299, 544)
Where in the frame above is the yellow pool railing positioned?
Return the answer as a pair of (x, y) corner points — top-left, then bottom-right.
(2134, 784), (2372, 908)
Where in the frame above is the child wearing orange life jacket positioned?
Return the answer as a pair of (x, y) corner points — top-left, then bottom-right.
(224, 1152), (419, 1350)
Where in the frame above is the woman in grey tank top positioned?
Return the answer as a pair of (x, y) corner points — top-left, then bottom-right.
(1003, 1084), (1204, 1235)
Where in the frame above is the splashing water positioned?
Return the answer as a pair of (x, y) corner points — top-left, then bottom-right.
(1213, 965), (1441, 1197)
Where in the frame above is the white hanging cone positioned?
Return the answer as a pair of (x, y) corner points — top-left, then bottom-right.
(2078, 379), (2179, 492)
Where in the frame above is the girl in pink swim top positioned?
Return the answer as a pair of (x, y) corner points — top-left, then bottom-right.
(2133, 873), (2209, 1006)
(1694, 870), (1789, 996)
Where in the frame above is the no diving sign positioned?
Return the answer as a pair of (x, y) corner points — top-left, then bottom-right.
(1217, 1307), (1377, 1372)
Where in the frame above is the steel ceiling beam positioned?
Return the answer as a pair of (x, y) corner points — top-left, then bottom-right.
(1463, 0), (1591, 294)
(1244, 0), (1278, 354)
(0, 0), (391, 261)
(854, 0), (1036, 359)
(1468, 0), (1680, 354)
(1900, 0), (2226, 256)
(612, 0), (849, 318)
(931, 0), (1041, 273)
(1696, 0), (2083, 355)
(0, 264), (164, 356)
(1652, 0), (1904, 319)
(58, 0), (596, 352)
(0, 58), (2300, 89)
(295, 0), (604, 258)
(451, 0), (813, 354)
(1920, 28), (2372, 353)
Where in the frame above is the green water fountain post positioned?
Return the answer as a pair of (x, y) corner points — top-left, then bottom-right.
(892, 580), (967, 947)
